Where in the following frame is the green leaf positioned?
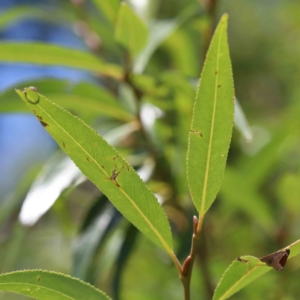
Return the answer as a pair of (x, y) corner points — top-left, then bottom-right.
(187, 14), (234, 214)
(91, 0), (119, 24)
(213, 239), (300, 300)
(19, 119), (139, 227)
(212, 256), (269, 300)
(16, 87), (173, 254)
(0, 270), (111, 300)
(0, 5), (75, 30)
(115, 2), (148, 56)
(1, 79), (133, 122)
(0, 43), (122, 79)
(189, 81), (252, 143)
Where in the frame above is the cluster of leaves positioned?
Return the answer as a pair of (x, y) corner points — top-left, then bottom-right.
(1, 1), (300, 300)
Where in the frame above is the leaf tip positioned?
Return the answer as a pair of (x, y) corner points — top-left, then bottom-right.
(221, 13), (229, 22)
(21, 86), (40, 104)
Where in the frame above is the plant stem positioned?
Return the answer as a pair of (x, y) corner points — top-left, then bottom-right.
(180, 214), (204, 300)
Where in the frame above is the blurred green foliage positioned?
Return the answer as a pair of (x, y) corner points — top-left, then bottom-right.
(1, 0), (300, 299)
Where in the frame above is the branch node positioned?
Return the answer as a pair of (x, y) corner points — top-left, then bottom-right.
(182, 256), (191, 277)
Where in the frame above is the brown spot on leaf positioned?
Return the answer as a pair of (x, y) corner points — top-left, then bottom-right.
(86, 157), (91, 162)
(62, 142), (66, 148)
(112, 155), (119, 161)
(110, 167), (121, 187)
(37, 275), (41, 282)
(40, 121), (48, 127)
(190, 129), (203, 137)
(237, 257), (248, 263)
(218, 85), (221, 88)
(109, 164), (126, 187)
(215, 71), (218, 75)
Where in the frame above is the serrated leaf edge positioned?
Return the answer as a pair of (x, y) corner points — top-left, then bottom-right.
(187, 14), (233, 215)
(213, 256), (268, 300)
(0, 269), (111, 300)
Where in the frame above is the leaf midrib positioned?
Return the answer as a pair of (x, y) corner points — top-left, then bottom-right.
(35, 99), (172, 254)
(218, 265), (268, 300)
(199, 24), (224, 215)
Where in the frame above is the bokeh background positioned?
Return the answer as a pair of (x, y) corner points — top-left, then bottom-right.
(0, 0), (300, 299)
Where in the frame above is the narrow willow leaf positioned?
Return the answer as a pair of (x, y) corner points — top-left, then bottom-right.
(213, 239), (300, 300)
(213, 256), (269, 300)
(115, 2), (148, 56)
(1, 79), (133, 121)
(187, 14), (234, 214)
(16, 87), (173, 254)
(19, 122), (139, 227)
(0, 6), (75, 30)
(190, 81), (252, 142)
(0, 270), (111, 300)
(91, 0), (119, 24)
(0, 43), (122, 79)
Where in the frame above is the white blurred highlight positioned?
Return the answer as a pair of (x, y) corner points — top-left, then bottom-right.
(19, 157), (84, 226)
(140, 103), (163, 130)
